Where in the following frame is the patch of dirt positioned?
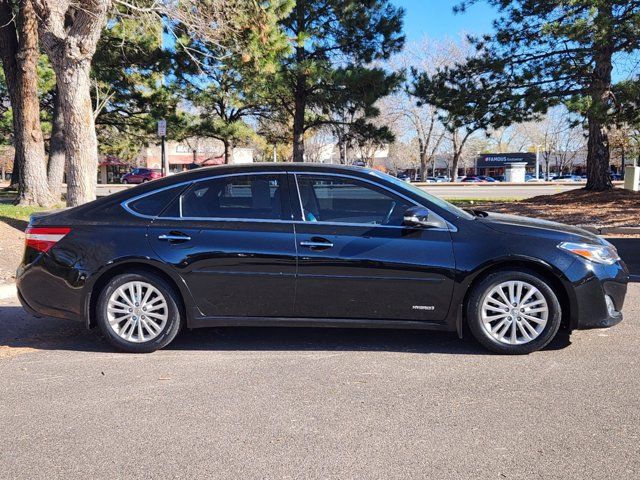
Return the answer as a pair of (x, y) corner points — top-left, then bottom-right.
(474, 189), (640, 230)
(0, 221), (24, 283)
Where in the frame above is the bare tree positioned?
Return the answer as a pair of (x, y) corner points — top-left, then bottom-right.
(387, 38), (459, 179)
(522, 108), (587, 177)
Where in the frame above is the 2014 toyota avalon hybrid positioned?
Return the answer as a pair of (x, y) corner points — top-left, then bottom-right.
(17, 164), (629, 354)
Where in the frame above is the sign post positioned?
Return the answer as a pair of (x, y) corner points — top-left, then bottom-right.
(158, 120), (168, 177)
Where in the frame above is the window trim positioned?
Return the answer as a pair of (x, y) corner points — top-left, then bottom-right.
(121, 170), (456, 232)
(122, 172), (290, 222)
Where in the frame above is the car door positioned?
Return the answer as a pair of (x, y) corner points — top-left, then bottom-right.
(291, 172), (456, 322)
(145, 172), (297, 318)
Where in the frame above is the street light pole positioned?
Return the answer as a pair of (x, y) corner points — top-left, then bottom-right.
(535, 144), (540, 181)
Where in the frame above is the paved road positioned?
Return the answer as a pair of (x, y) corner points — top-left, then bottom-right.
(0, 285), (638, 479)
(419, 183), (588, 199)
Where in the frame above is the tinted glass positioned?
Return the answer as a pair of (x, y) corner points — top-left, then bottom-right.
(370, 170), (474, 220)
(128, 185), (185, 217)
(180, 174), (285, 220)
(296, 175), (411, 226)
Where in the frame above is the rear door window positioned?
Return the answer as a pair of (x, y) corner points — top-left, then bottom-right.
(178, 174), (287, 220)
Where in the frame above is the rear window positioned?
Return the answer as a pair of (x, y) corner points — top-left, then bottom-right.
(127, 185), (186, 217)
(179, 174), (285, 220)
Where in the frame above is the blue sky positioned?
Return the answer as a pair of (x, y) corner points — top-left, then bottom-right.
(392, 0), (497, 43)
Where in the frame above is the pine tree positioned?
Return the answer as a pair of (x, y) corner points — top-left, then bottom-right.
(273, 0), (405, 162)
(417, 0), (640, 190)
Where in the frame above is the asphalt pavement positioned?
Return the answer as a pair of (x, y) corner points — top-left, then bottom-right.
(0, 285), (639, 479)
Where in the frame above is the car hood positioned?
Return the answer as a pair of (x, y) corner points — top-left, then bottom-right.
(477, 212), (604, 245)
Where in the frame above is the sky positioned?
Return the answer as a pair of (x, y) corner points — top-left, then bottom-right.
(392, 0), (497, 43)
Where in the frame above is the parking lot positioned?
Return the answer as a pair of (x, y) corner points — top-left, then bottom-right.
(0, 284), (638, 479)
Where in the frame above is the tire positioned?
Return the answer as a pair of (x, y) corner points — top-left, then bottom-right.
(96, 272), (182, 353)
(142, 178), (149, 183)
(122, 179), (128, 184)
(467, 270), (562, 355)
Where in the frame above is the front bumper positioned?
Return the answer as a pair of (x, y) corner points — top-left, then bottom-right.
(568, 260), (629, 330)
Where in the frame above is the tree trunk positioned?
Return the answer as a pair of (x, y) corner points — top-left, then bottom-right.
(292, 89), (305, 162)
(585, 7), (614, 191)
(223, 139), (231, 164)
(13, 0), (52, 206)
(0, 0), (52, 204)
(8, 156), (21, 190)
(451, 153), (460, 183)
(47, 86), (65, 202)
(56, 63), (98, 206)
(585, 117), (613, 191)
(418, 138), (427, 180)
(35, 0), (110, 206)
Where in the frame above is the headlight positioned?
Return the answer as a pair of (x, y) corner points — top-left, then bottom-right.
(558, 242), (620, 265)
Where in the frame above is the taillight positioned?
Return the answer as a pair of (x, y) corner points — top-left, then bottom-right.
(25, 227), (71, 253)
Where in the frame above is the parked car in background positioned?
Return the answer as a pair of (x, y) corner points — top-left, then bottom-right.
(610, 173), (623, 181)
(122, 168), (163, 184)
(424, 177), (438, 183)
(478, 176), (498, 182)
(553, 174), (583, 182)
(461, 176), (485, 183)
(17, 164), (629, 355)
(435, 176), (450, 183)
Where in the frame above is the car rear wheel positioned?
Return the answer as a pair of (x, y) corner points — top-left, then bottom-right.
(96, 272), (182, 353)
(467, 270), (562, 355)
(122, 179), (128, 184)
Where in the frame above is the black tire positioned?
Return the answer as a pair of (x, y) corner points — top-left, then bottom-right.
(142, 178), (149, 183)
(96, 272), (182, 353)
(122, 179), (128, 184)
(467, 270), (562, 355)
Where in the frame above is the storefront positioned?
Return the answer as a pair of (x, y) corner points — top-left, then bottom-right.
(476, 153), (537, 177)
(98, 157), (130, 184)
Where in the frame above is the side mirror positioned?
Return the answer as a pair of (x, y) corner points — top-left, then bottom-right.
(402, 206), (442, 229)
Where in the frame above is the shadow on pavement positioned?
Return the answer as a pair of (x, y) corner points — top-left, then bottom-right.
(0, 305), (572, 356)
(0, 215), (28, 232)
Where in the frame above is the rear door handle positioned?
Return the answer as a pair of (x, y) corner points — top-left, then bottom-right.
(300, 238), (334, 249)
(158, 233), (191, 243)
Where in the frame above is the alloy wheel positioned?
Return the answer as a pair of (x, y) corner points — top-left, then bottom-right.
(481, 280), (549, 345)
(106, 281), (168, 343)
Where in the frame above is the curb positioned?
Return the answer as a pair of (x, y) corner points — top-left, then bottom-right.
(581, 227), (640, 235)
(0, 283), (17, 300)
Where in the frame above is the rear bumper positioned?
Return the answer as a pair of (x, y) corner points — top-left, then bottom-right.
(16, 256), (85, 322)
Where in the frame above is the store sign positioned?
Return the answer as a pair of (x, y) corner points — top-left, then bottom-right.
(477, 153), (536, 168)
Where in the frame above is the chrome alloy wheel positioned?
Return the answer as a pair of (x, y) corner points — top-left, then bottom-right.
(106, 281), (168, 343)
(481, 280), (549, 345)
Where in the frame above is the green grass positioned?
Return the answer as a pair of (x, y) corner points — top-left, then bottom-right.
(0, 194), (64, 231)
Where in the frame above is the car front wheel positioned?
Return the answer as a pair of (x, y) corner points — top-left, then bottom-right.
(96, 272), (182, 353)
(467, 270), (562, 355)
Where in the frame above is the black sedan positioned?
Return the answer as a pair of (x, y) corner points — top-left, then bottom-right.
(17, 164), (629, 354)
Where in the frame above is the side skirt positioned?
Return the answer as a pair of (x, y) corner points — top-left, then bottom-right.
(189, 316), (452, 331)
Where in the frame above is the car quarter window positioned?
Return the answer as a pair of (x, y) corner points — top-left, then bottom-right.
(127, 185), (186, 217)
(295, 174), (412, 226)
(178, 174), (286, 220)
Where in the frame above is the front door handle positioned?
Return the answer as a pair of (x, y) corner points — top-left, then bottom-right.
(158, 233), (192, 243)
(300, 238), (334, 250)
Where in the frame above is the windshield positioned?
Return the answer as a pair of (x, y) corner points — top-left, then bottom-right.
(369, 170), (474, 220)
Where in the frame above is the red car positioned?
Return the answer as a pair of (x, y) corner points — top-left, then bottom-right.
(121, 168), (163, 184)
